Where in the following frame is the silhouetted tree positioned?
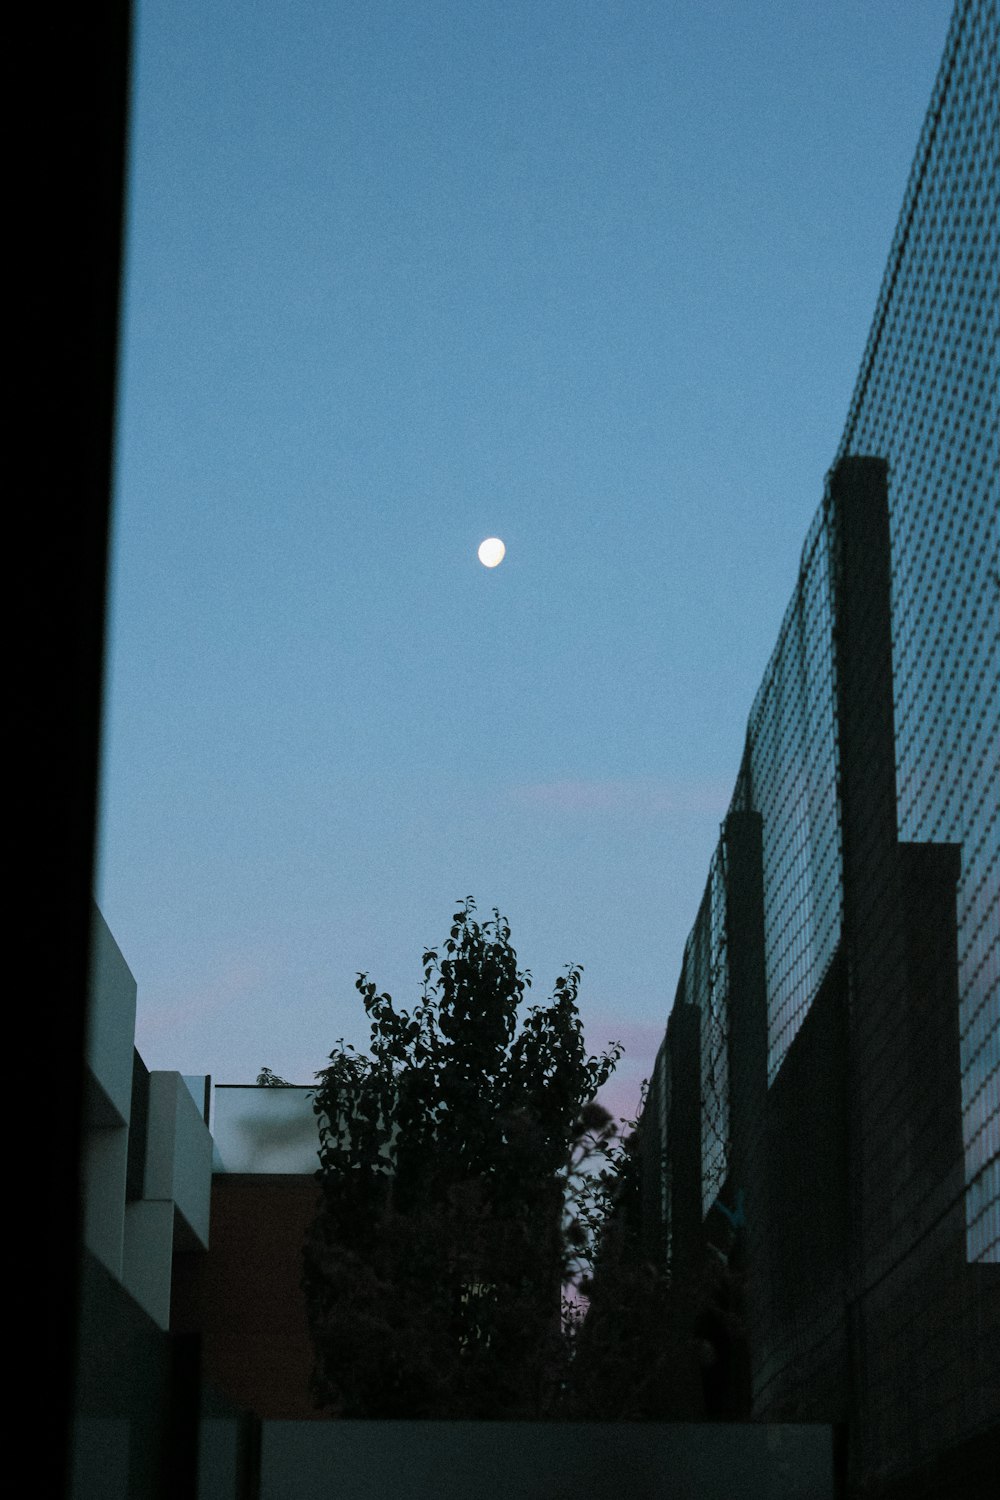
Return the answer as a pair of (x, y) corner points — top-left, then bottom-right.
(302, 898), (622, 1418)
(256, 1066), (290, 1086)
(559, 1098), (707, 1420)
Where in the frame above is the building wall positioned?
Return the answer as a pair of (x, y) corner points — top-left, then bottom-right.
(82, 908), (138, 1279)
(256, 1420), (836, 1500)
(82, 906), (215, 1329)
(172, 1175), (322, 1421)
(74, 908), (251, 1500)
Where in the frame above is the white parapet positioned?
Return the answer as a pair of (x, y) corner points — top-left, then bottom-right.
(84, 906), (217, 1331)
(119, 1073), (213, 1327)
(82, 907), (139, 1276)
(86, 905), (137, 1129)
(143, 1072), (213, 1249)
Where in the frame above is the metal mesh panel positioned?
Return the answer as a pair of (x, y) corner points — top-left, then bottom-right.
(679, 847), (730, 1215)
(647, 1), (998, 1485)
(731, 508), (842, 1084)
(836, 0), (999, 1266)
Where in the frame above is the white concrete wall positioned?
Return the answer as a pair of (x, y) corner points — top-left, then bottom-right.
(144, 1072), (213, 1249)
(84, 907), (216, 1329)
(114, 1077), (212, 1327)
(82, 908), (137, 1274)
(86, 906), (137, 1128)
(82, 1126), (129, 1278)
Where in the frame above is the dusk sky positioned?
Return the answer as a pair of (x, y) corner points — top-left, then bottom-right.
(98, 0), (954, 1121)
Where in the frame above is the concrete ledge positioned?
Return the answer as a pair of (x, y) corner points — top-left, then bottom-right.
(145, 1072), (213, 1248)
(260, 1421), (835, 1499)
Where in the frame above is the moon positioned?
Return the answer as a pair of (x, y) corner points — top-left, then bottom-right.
(477, 537), (506, 568)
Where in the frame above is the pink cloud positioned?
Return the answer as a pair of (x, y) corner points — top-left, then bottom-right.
(137, 958), (264, 1039)
(587, 1016), (666, 1057)
(586, 1016), (666, 1128)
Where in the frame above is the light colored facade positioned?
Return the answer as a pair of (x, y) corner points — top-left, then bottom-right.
(82, 905), (213, 1329)
(76, 906), (840, 1498)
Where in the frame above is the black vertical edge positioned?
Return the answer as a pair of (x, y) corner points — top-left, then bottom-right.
(159, 1332), (202, 1500)
(45, 5), (134, 1497)
(665, 991), (703, 1283)
(722, 810), (768, 1198)
(722, 809), (768, 1419)
(829, 454), (902, 1491)
(829, 454), (893, 1482)
(828, 454), (898, 936)
(832, 1420), (849, 1500)
(828, 453), (898, 1258)
(241, 1414), (263, 1500)
(126, 1050), (151, 1201)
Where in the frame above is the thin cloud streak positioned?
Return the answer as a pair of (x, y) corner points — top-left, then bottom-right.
(588, 1017), (669, 1128)
(510, 777), (732, 816)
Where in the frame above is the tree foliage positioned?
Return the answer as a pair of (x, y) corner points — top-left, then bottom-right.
(302, 898), (623, 1419)
(561, 1108), (749, 1421)
(559, 1102), (705, 1421)
(256, 1066), (290, 1086)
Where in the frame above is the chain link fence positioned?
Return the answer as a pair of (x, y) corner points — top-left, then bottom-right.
(836, 0), (998, 1270)
(642, 2), (998, 1490)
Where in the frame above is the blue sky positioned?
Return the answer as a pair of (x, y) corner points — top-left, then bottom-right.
(99, 0), (955, 1119)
